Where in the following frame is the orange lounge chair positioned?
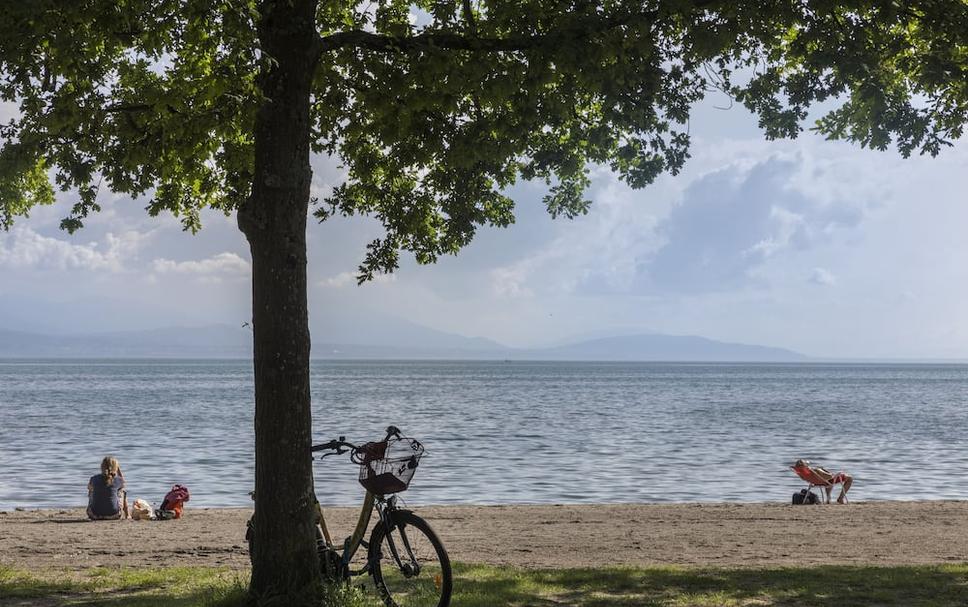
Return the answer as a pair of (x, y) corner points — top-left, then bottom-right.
(791, 463), (849, 504)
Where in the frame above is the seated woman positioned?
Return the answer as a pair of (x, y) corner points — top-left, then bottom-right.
(87, 456), (129, 520)
(793, 459), (853, 504)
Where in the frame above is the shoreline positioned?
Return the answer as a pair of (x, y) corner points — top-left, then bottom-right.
(5, 495), (968, 511)
(3, 501), (968, 570)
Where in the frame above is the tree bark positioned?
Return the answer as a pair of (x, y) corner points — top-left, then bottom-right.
(238, 0), (321, 601)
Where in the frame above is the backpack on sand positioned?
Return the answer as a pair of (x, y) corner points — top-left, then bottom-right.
(792, 488), (820, 505)
(157, 484), (191, 519)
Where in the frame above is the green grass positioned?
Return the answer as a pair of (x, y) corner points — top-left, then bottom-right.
(452, 563), (968, 606)
(0, 566), (246, 606)
(2, 563), (968, 606)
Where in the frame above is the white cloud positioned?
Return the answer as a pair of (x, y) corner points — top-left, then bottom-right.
(152, 252), (251, 277)
(643, 155), (865, 293)
(489, 254), (546, 298)
(746, 207), (808, 258)
(320, 271), (396, 288)
(485, 147), (875, 301)
(0, 226), (145, 272)
(809, 267), (837, 286)
(488, 167), (665, 298)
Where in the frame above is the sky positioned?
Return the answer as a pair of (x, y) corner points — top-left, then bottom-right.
(1, 95), (966, 359)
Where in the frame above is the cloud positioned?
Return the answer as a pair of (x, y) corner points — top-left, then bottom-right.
(489, 251), (552, 298)
(0, 226), (145, 272)
(319, 271), (396, 288)
(486, 153), (869, 301)
(809, 267), (837, 286)
(487, 168), (665, 298)
(151, 252), (250, 278)
(643, 156), (864, 293)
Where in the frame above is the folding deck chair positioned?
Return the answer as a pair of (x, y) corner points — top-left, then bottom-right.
(791, 461), (849, 504)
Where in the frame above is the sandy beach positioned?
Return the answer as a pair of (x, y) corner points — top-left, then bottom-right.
(3, 501), (968, 571)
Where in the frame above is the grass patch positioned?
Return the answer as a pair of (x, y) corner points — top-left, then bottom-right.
(0, 566), (246, 607)
(2, 563), (967, 606)
(453, 563), (968, 606)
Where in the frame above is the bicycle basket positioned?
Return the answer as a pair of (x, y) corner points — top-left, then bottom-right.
(357, 437), (424, 495)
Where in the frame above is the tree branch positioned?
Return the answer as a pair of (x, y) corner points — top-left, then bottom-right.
(463, 0), (477, 33)
(319, 29), (537, 53)
(318, 10), (659, 54)
(104, 103), (153, 113)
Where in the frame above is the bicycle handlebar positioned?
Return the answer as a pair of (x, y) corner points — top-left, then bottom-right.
(310, 436), (358, 453)
(311, 426), (404, 456)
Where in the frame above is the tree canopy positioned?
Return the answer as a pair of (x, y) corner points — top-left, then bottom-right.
(3, 1), (965, 275)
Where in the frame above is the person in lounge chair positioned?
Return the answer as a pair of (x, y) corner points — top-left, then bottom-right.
(793, 459), (853, 504)
(87, 456), (129, 520)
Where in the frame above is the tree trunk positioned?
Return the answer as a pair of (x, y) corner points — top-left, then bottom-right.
(238, 0), (321, 601)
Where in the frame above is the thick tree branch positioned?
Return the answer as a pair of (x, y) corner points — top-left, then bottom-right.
(319, 29), (539, 52)
(104, 103), (153, 113)
(318, 10), (660, 53)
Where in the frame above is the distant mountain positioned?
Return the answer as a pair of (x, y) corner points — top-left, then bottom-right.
(0, 325), (252, 358)
(0, 324), (806, 361)
(525, 334), (806, 362)
(310, 311), (507, 351)
(0, 322), (509, 359)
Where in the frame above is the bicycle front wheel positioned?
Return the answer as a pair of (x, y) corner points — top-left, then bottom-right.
(369, 511), (452, 607)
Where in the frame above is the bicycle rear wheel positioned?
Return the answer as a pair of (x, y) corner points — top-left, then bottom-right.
(369, 511), (452, 607)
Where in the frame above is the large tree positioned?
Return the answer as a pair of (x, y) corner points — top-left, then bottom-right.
(1, 0), (965, 601)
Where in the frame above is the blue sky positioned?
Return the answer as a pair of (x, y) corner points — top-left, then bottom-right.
(1, 96), (966, 358)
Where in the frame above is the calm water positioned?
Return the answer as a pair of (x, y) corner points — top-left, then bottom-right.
(1, 360), (967, 510)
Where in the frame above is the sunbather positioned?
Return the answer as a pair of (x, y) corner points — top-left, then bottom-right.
(793, 459), (853, 504)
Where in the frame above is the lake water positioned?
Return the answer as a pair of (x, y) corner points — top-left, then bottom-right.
(1, 359), (967, 510)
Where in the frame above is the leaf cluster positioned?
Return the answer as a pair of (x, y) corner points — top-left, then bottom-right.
(733, 1), (968, 157)
(0, 0), (260, 232)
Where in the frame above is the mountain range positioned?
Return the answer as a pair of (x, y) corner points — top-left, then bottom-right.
(0, 320), (806, 361)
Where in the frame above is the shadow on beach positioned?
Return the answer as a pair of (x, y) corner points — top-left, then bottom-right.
(452, 563), (968, 606)
(2, 563), (967, 606)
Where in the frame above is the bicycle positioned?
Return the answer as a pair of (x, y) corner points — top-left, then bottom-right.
(247, 426), (452, 607)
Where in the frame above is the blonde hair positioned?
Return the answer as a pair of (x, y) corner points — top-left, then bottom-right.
(101, 456), (120, 487)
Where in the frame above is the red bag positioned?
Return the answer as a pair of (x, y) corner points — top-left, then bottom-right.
(160, 484), (191, 519)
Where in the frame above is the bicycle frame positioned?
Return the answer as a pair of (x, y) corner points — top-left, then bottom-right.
(315, 487), (411, 578)
(314, 490), (375, 569)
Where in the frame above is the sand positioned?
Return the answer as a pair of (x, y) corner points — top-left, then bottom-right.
(2, 501), (968, 571)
